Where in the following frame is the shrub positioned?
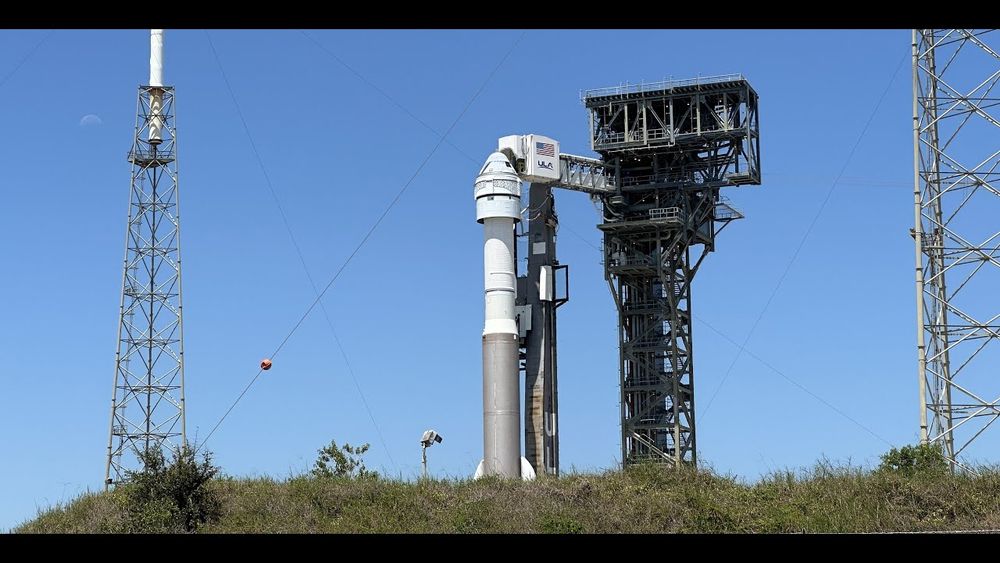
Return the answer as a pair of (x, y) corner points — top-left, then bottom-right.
(311, 440), (377, 480)
(878, 443), (949, 477)
(116, 444), (222, 532)
(539, 513), (584, 534)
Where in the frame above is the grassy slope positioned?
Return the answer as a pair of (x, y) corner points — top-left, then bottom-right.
(17, 464), (1000, 533)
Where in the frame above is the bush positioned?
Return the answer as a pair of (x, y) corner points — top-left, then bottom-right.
(116, 444), (222, 532)
(311, 440), (377, 480)
(539, 513), (585, 534)
(878, 443), (949, 477)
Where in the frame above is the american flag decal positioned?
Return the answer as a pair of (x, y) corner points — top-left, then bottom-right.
(535, 142), (555, 157)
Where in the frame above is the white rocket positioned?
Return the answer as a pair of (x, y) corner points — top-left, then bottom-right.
(473, 136), (561, 480)
(474, 152), (524, 479)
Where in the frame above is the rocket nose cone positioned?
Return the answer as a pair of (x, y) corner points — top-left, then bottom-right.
(476, 152), (518, 182)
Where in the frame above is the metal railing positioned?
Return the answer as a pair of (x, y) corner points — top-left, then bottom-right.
(619, 173), (677, 187)
(715, 197), (745, 221)
(128, 148), (175, 162)
(608, 253), (654, 268)
(648, 207), (683, 222)
(646, 128), (668, 141)
(582, 73), (745, 101)
(595, 124), (739, 149)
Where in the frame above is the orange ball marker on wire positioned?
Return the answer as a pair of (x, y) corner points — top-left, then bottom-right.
(260, 358), (272, 371)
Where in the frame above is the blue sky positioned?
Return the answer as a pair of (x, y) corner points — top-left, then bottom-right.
(0, 28), (977, 529)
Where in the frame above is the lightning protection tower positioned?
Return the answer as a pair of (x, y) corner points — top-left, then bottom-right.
(584, 75), (760, 467)
(913, 29), (1000, 470)
(104, 29), (185, 487)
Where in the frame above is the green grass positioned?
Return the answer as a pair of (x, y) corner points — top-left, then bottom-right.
(16, 461), (1000, 533)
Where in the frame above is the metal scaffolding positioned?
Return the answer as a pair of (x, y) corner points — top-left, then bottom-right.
(104, 84), (185, 487)
(913, 29), (1000, 469)
(584, 76), (760, 467)
(517, 183), (569, 476)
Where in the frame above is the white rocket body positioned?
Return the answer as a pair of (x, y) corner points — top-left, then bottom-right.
(148, 29), (164, 145)
(475, 152), (523, 479)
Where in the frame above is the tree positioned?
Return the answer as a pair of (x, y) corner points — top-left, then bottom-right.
(311, 440), (377, 479)
(117, 444), (222, 532)
(877, 443), (949, 477)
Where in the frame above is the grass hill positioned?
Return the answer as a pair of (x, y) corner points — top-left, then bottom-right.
(16, 452), (1000, 533)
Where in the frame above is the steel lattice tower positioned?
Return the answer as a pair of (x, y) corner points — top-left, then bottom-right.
(584, 76), (760, 467)
(105, 31), (185, 487)
(913, 29), (1000, 469)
